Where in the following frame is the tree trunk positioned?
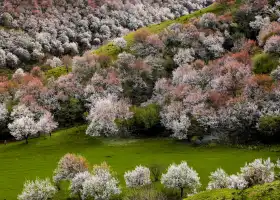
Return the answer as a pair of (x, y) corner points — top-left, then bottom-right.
(49, 132), (52, 137)
(180, 188), (184, 199)
(25, 136), (28, 144)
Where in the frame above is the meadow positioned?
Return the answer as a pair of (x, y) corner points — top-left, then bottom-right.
(0, 126), (279, 199)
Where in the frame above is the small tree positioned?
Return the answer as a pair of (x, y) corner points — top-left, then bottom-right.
(69, 171), (91, 199)
(124, 165), (151, 188)
(53, 154), (88, 185)
(0, 103), (8, 123)
(240, 158), (275, 187)
(8, 116), (38, 144)
(207, 168), (229, 190)
(161, 161), (201, 198)
(81, 164), (121, 200)
(18, 178), (57, 200)
(37, 112), (58, 137)
(61, 55), (73, 73)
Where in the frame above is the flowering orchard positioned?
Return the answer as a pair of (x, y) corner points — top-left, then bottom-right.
(17, 153), (280, 199)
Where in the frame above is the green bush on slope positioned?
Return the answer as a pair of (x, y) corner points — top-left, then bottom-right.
(185, 181), (280, 200)
(253, 53), (279, 74)
(184, 189), (240, 200)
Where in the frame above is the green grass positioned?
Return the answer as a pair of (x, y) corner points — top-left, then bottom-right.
(0, 125), (279, 199)
(45, 66), (72, 79)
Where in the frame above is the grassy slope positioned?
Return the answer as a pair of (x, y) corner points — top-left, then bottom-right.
(0, 126), (279, 199)
(93, 2), (232, 58)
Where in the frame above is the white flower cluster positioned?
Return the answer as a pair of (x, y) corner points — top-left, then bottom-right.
(270, 66), (280, 81)
(160, 101), (191, 140)
(113, 37), (127, 49)
(208, 158), (276, 191)
(161, 161), (201, 193)
(249, 15), (270, 30)
(207, 168), (230, 190)
(69, 171), (91, 197)
(17, 178), (57, 200)
(0, 103), (8, 123)
(81, 169), (121, 200)
(173, 48), (195, 66)
(240, 158), (275, 186)
(124, 166), (151, 188)
(86, 94), (132, 137)
(199, 13), (217, 28)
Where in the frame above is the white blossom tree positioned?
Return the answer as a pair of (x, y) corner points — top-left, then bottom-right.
(227, 174), (248, 190)
(18, 178), (57, 200)
(173, 48), (195, 66)
(113, 37), (127, 49)
(161, 161), (201, 198)
(37, 112), (58, 137)
(0, 103), (8, 123)
(69, 171), (91, 198)
(86, 94), (132, 137)
(160, 101), (191, 140)
(81, 167), (120, 200)
(207, 168), (230, 190)
(249, 15), (270, 30)
(53, 153), (88, 185)
(8, 116), (38, 144)
(240, 158), (275, 187)
(124, 165), (151, 188)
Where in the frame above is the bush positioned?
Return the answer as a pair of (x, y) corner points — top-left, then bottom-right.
(239, 180), (280, 200)
(252, 53), (279, 74)
(124, 187), (167, 200)
(185, 181), (280, 200)
(149, 164), (164, 182)
(45, 66), (70, 79)
(184, 189), (240, 200)
(115, 104), (161, 137)
(258, 115), (280, 137)
(54, 98), (86, 128)
(18, 178), (57, 200)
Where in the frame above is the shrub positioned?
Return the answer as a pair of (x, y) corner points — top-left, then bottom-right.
(186, 181), (280, 200)
(124, 187), (167, 200)
(124, 166), (151, 188)
(115, 104), (161, 136)
(134, 29), (151, 43)
(240, 180), (280, 200)
(54, 97), (86, 128)
(240, 158), (275, 187)
(69, 171), (91, 198)
(149, 164), (163, 182)
(81, 166), (120, 200)
(53, 153), (89, 184)
(161, 161), (201, 198)
(270, 66), (280, 81)
(258, 115), (280, 136)
(45, 66), (70, 79)
(233, 6), (256, 38)
(184, 189), (239, 200)
(199, 13), (218, 29)
(252, 53), (279, 74)
(207, 168), (230, 190)
(18, 178), (57, 200)
(264, 36), (280, 54)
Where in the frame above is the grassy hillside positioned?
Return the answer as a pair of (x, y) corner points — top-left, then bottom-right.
(0, 126), (279, 199)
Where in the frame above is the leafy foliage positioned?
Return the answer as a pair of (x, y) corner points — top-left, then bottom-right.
(253, 53), (279, 74)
